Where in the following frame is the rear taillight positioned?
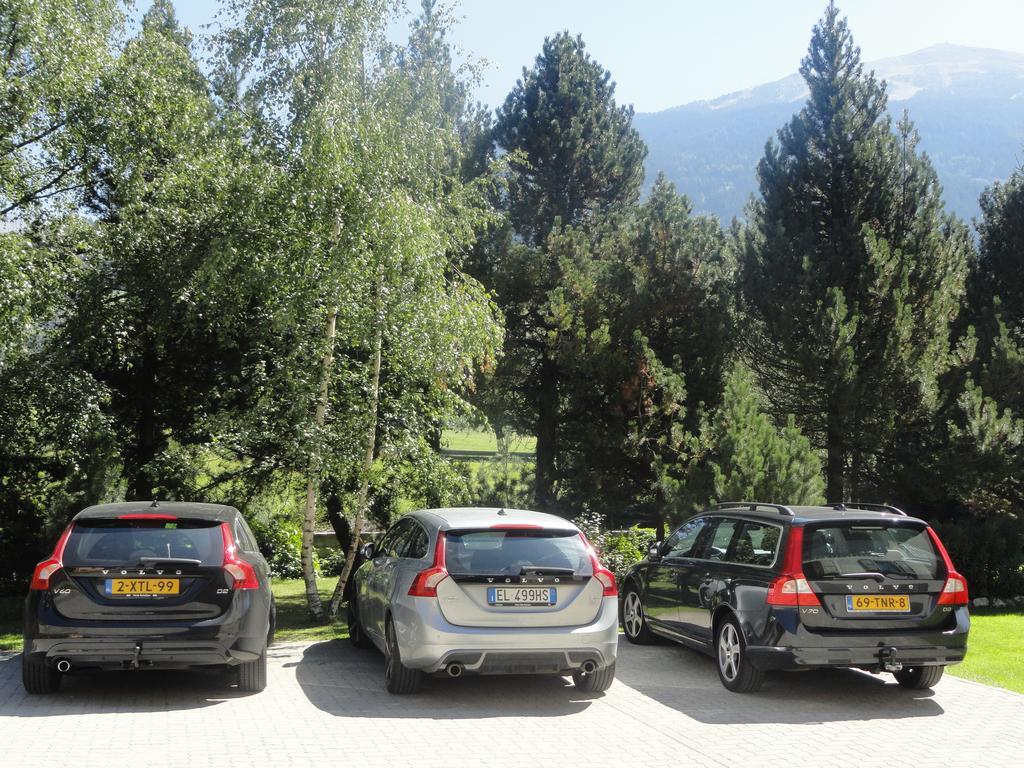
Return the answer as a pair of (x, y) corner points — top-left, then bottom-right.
(579, 533), (618, 597)
(766, 575), (822, 607)
(409, 531), (448, 597)
(925, 527), (969, 606)
(29, 525), (74, 591)
(766, 525), (822, 608)
(938, 573), (969, 605)
(221, 523), (259, 590)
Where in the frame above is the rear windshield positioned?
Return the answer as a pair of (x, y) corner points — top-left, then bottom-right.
(63, 519), (224, 567)
(802, 523), (943, 580)
(445, 529), (591, 576)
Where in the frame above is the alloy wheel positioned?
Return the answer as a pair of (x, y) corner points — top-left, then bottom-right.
(718, 622), (741, 681)
(384, 622), (395, 685)
(623, 592), (643, 638)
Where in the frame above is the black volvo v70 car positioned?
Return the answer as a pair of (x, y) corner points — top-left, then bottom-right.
(22, 502), (275, 694)
(620, 502), (969, 693)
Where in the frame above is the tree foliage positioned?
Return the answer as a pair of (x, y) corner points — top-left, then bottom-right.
(740, 3), (971, 502)
(484, 32), (647, 509)
(688, 365), (825, 511)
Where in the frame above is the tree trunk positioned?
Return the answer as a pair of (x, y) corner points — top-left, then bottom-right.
(301, 308), (338, 621)
(825, 399), (845, 503)
(328, 302), (384, 618)
(534, 355), (559, 512)
(128, 342), (160, 500)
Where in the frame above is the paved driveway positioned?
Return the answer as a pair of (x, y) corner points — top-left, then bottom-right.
(1, 637), (1021, 768)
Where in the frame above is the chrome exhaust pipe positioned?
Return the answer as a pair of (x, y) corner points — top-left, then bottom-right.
(446, 663), (464, 678)
(580, 660), (598, 674)
(55, 659), (71, 673)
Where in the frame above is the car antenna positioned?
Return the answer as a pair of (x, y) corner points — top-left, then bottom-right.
(497, 508), (507, 516)
(150, 500), (160, 508)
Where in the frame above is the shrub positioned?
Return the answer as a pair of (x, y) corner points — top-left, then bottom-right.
(247, 514), (307, 579)
(319, 548), (347, 577)
(932, 514), (1024, 599)
(572, 509), (654, 580)
(602, 527), (657, 580)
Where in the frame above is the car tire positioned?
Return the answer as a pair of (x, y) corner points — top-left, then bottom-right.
(894, 665), (944, 689)
(347, 600), (373, 649)
(621, 587), (656, 645)
(384, 618), (422, 695)
(267, 600), (277, 646)
(22, 656), (61, 695)
(572, 661), (616, 692)
(715, 616), (764, 693)
(237, 647), (267, 693)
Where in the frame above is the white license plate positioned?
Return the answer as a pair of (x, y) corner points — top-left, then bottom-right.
(487, 587), (556, 606)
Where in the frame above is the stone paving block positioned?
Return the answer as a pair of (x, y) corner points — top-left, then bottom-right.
(1, 638), (1022, 768)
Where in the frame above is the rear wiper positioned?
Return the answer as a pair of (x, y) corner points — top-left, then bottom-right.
(816, 572), (887, 581)
(137, 556), (203, 567)
(519, 566), (575, 577)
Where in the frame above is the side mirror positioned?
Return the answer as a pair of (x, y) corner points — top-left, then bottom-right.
(360, 542), (375, 560)
(647, 541), (662, 560)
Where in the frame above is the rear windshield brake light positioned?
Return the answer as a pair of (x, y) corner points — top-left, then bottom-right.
(118, 513), (178, 520)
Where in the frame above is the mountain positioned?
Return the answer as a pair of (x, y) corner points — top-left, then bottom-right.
(634, 44), (1024, 223)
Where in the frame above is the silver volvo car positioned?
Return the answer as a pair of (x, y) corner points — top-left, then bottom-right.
(347, 507), (619, 694)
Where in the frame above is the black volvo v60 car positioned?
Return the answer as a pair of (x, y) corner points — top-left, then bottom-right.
(620, 502), (969, 693)
(22, 502), (275, 694)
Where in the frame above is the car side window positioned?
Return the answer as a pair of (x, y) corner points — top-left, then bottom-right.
(403, 522), (429, 559)
(729, 521), (782, 567)
(663, 518), (707, 559)
(704, 518), (740, 562)
(376, 522), (404, 558)
(381, 520), (414, 558)
(235, 518), (258, 553)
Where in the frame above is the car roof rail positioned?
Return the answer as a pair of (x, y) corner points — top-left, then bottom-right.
(709, 501), (795, 517)
(829, 501), (907, 517)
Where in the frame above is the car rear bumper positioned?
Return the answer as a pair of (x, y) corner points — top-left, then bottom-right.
(747, 642), (967, 671)
(393, 596), (619, 674)
(25, 638), (261, 670)
(23, 591), (268, 670)
(747, 612), (969, 671)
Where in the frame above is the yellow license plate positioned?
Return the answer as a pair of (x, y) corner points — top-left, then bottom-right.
(846, 594), (910, 612)
(106, 578), (180, 596)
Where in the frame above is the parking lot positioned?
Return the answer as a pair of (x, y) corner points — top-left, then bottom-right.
(2, 637), (1021, 768)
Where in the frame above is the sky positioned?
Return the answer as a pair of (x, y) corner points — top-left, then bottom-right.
(161, 0), (1024, 114)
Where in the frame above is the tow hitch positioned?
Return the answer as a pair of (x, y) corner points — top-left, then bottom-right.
(879, 646), (902, 673)
(131, 642), (142, 670)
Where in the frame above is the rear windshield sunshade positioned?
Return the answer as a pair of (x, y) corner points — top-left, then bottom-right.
(802, 523), (943, 580)
(445, 529), (592, 576)
(63, 518), (224, 568)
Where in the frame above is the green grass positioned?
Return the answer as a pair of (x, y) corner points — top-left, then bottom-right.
(0, 594), (21, 651)
(948, 610), (1024, 694)
(443, 428), (536, 454)
(271, 576), (348, 643)
(0, 578), (349, 652)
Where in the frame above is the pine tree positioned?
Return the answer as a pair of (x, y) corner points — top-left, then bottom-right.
(972, 171), (1024, 419)
(551, 175), (732, 530)
(740, 3), (971, 502)
(702, 366), (825, 507)
(487, 33), (647, 510)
